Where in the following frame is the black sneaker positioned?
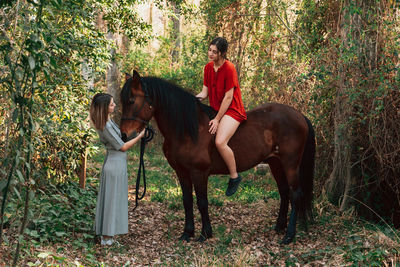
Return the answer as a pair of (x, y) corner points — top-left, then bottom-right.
(225, 174), (242, 196)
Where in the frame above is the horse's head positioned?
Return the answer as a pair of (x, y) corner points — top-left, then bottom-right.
(120, 70), (154, 142)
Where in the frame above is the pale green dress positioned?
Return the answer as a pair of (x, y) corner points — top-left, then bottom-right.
(94, 120), (128, 236)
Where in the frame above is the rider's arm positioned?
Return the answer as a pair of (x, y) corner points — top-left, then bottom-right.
(196, 85), (208, 101)
(208, 88), (234, 134)
(120, 130), (145, 152)
(214, 88), (234, 121)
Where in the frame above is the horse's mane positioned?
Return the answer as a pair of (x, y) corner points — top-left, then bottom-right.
(121, 76), (216, 142)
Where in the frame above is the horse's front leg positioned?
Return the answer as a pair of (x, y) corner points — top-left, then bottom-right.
(177, 171), (194, 241)
(192, 169), (212, 242)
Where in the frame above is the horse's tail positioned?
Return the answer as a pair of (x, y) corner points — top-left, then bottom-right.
(299, 115), (315, 220)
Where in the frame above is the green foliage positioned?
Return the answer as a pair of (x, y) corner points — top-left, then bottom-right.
(294, 0), (332, 53)
(122, 32), (207, 94)
(27, 181), (97, 243)
(1, 0), (108, 187)
(3, 180), (97, 245)
(0, 1), (154, 264)
(306, 1), (400, 219)
(200, 0), (237, 35)
(343, 236), (389, 266)
(100, 0), (152, 42)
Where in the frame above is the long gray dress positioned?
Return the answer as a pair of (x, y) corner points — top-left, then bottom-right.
(94, 120), (128, 236)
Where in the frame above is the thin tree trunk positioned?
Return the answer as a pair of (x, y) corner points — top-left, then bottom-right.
(0, 103), (24, 245)
(106, 32), (122, 123)
(13, 67), (36, 265)
(3, 109), (12, 153)
(325, 0), (354, 209)
(148, 0), (154, 52)
(170, 1), (180, 64)
(163, 0), (168, 38)
(12, 188), (30, 267)
(78, 60), (93, 188)
(0, 149), (18, 244)
(78, 147), (87, 189)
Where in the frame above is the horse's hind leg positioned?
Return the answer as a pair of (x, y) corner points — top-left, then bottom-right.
(282, 186), (303, 244)
(281, 167), (303, 244)
(191, 169), (212, 242)
(177, 170), (195, 241)
(267, 157), (290, 233)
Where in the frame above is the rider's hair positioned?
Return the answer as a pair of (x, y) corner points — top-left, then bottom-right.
(210, 37), (228, 59)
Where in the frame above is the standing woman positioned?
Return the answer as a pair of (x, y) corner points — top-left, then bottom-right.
(196, 37), (247, 196)
(90, 93), (144, 245)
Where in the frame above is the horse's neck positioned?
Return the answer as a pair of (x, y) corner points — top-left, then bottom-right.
(153, 110), (172, 140)
(152, 107), (209, 142)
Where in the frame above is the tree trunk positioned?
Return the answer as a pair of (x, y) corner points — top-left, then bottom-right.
(79, 60), (93, 188)
(12, 188), (30, 267)
(327, 80), (353, 210)
(325, 0), (356, 210)
(78, 147), (87, 189)
(170, 1), (180, 64)
(97, 12), (126, 124)
(106, 32), (122, 124)
(325, 0), (379, 211)
(148, 1), (154, 52)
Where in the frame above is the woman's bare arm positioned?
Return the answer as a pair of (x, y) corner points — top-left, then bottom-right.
(196, 85), (209, 101)
(120, 129), (145, 152)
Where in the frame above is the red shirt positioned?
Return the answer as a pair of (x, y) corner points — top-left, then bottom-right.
(203, 60), (247, 122)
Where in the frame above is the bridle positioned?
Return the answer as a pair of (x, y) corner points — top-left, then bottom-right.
(121, 81), (154, 211)
(121, 81), (153, 126)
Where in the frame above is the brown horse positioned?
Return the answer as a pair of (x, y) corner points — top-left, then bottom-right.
(120, 71), (315, 244)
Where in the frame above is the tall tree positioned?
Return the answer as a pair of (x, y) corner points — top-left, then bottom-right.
(325, 0), (381, 210)
(100, 0), (151, 122)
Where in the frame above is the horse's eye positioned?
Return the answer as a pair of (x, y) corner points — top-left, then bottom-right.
(129, 96), (135, 104)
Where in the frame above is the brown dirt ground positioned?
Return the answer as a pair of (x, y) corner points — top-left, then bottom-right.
(1, 185), (399, 266)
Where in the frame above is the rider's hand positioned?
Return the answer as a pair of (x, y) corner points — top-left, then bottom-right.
(209, 119), (219, 135)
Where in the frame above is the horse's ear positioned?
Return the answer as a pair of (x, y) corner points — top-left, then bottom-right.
(132, 70), (141, 80)
(130, 70), (141, 89)
(125, 73), (132, 81)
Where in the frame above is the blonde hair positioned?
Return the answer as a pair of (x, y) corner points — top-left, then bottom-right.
(90, 93), (112, 130)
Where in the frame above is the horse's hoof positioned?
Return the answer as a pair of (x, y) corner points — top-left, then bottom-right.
(280, 235), (294, 244)
(196, 234), (207, 242)
(179, 232), (193, 242)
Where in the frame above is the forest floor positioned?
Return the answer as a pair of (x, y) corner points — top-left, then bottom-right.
(1, 142), (400, 266)
(2, 185), (399, 266)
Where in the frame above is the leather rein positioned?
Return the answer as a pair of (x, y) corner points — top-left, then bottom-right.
(121, 82), (154, 211)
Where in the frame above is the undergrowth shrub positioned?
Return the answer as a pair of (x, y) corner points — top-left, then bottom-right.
(4, 181), (98, 245)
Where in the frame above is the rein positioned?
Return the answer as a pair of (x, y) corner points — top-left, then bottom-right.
(132, 125), (154, 211)
(121, 80), (155, 210)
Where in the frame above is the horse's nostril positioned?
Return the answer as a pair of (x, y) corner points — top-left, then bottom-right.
(121, 133), (127, 142)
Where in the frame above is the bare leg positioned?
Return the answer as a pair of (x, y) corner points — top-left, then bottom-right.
(215, 115), (242, 196)
(215, 115), (240, 178)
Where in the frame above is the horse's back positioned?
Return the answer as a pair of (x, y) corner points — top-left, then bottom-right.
(209, 102), (309, 174)
(247, 102), (307, 127)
